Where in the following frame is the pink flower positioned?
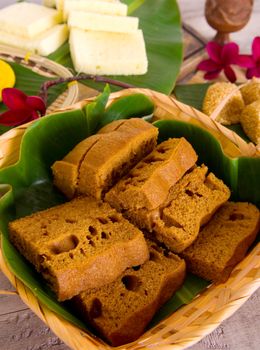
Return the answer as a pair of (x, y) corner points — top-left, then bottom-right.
(236, 36), (260, 79)
(197, 41), (240, 83)
(0, 88), (46, 127)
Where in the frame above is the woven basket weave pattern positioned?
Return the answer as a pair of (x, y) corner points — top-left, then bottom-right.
(0, 88), (259, 350)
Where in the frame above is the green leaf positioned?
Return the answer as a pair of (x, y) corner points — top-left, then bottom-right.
(99, 93), (154, 128)
(0, 94), (258, 335)
(83, 84), (110, 134)
(48, 0), (183, 94)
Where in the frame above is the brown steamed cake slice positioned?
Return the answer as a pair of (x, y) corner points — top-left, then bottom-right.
(9, 197), (149, 301)
(121, 165), (230, 253)
(153, 165), (230, 252)
(52, 135), (101, 198)
(181, 202), (260, 282)
(72, 241), (186, 346)
(105, 137), (198, 211)
(52, 118), (158, 199)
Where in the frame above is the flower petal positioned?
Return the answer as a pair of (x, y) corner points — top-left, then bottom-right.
(252, 36), (260, 62)
(206, 42), (222, 63)
(246, 66), (260, 79)
(235, 55), (255, 68)
(2, 88), (28, 110)
(224, 66), (237, 83)
(0, 109), (31, 126)
(197, 59), (221, 72)
(221, 42), (239, 64)
(26, 96), (46, 116)
(204, 70), (222, 80)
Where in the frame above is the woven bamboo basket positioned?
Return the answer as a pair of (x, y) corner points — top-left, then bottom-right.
(0, 88), (259, 350)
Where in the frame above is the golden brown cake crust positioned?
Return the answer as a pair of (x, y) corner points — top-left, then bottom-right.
(9, 197), (149, 301)
(72, 242), (186, 346)
(181, 202), (260, 282)
(106, 137), (198, 211)
(52, 118), (158, 199)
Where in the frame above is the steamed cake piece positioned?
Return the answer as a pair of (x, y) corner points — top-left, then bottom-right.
(69, 28), (148, 75)
(52, 134), (101, 199)
(0, 3), (62, 39)
(63, 0), (127, 21)
(9, 197), (149, 301)
(52, 119), (158, 199)
(182, 202), (260, 282)
(203, 82), (244, 125)
(127, 166), (230, 253)
(106, 138), (198, 211)
(72, 241), (186, 346)
(0, 24), (68, 56)
(153, 165), (231, 252)
(68, 11), (138, 33)
(240, 100), (260, 145)
(240, 78), (260, 105)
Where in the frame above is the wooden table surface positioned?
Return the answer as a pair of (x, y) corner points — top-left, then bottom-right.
(0, 1), (259, 349)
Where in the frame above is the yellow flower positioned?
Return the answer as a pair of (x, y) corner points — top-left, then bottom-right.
(0, 60), (16, 102)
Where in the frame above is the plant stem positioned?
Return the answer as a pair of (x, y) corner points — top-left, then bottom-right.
(39, 74), (135, 105)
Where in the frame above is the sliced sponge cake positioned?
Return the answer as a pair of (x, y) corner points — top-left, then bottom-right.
(52, 119), (158, 199)
(63, 0), (127, 21)
(72, 241), (186, 346)
(69, 28), (148, 75)
(106, 138), (198, 211)
(9, 197), (149, 301)
(182, 202), (260, 282)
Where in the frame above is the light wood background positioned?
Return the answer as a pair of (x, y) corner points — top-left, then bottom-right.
(0, 1), (259, 350)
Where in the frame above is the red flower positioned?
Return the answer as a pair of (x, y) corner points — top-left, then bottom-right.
(197, 41), (240, 83)
(0, 88), (46, 127)
(237, 36), (260, 79)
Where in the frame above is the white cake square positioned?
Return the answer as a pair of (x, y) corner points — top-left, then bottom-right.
(69, 28), (148, 75)
(68, 11), (138, 33)
(0, 3), (62, 39)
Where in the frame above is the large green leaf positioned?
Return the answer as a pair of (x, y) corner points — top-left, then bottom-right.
(48, 0), (183, 94)
(0, 92), (258, 336)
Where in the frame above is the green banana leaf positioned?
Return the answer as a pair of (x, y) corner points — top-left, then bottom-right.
(174, 83), (251, 142)
(0, 61), (68, 134)
(0, 91), (259, 337)
(48, 0), (183, 94)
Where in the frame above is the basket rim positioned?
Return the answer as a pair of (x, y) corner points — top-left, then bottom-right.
(0, 88), (259, 350)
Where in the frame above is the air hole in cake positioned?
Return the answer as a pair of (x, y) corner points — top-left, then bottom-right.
(89, 239), (95, 247)
(50, 235), (79, 255)
(132, 265), (141, 271)
(144, 156), (162, 164)
(195, 192), (203, 198)
(41, 224), (47, 229)
(229, 213), (245, 221)
(80, 248), (86, 256)
(185, 189), (194, 197)
(42, 231), (48, 237)
(101, 232), (108, 239)
(108, 215), (119, 223)
(122, 275), (142, 291)
(150, 251), (160, 262)
(157, 147), (167, 154)
(97, 217), (108, 225)
(69, 252), (74, 259)
(89, 298), (102, 318)
(65, 219), (76, 224)
(144, 290), (148, 296)
(88, 226), (97, 235)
